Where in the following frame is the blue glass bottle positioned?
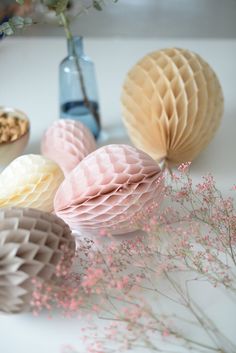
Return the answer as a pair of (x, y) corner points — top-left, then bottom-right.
(59, 36), (101, 139)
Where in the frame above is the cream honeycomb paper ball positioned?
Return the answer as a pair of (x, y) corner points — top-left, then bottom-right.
(0, 154), (64, 212)
(0, 207), (75, 314)
(54, 144), (164, 235)
(41, 119), (96, 175)
(121, 48), (224, 166)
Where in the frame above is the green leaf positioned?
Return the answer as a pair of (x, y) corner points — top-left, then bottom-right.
(24, 17), (33, 25)
(55, 0), (70, 14)
(11, 16), (25, 29)
(16, 0), (25, 4)
(42, 0), (69, 13)
(42, 0), (59, 9)
(0, 22), (14, 36)
(93, 0), (103, 11)
(0, 16), (33, 36)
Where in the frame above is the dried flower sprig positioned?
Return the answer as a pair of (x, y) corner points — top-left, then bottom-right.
(31, 164), (236, 353)
(0, 1), (119, 36)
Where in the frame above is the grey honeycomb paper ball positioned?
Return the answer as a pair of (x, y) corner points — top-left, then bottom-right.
(0, 207), (75, 314)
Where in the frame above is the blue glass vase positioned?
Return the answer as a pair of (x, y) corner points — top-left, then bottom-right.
(59, 36), (101, 139)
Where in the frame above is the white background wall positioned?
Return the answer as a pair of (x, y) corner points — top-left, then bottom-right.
(20, 0), (236, 38)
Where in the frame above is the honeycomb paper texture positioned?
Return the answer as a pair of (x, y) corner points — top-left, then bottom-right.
(41, 119), (96, 175)
(0, 155), (64, 212)
(54, 144), (164, 235)
(0, 207), (74, 313)
(121, 48), (224, 166)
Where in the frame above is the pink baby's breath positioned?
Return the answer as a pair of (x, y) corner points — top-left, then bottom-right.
(30, 165), (236, 353)
(178, 161), (191, 173)
(81, 268), (104, 289)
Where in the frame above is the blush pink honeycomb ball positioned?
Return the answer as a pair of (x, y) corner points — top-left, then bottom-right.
(54, 144), (164, 235)
(41, 119), (96, 175)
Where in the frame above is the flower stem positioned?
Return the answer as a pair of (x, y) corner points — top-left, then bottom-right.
(59, 12), (100, 129)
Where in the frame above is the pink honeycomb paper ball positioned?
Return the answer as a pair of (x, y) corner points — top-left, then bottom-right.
(41, 119), (96, 175)
(54, 144), (164, 235)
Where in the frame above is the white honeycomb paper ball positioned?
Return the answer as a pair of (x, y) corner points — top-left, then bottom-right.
(0, 154), (64, 212)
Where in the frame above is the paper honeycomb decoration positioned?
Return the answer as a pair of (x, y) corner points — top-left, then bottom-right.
(0, 154), (64, 212)
(54, 144), (164, 235)
(121, 48), (224, 166)
(0, 207), (75, 314)
(41, 119), (96, 175)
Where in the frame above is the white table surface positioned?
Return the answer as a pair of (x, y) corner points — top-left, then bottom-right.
(0, 37), (236, 353)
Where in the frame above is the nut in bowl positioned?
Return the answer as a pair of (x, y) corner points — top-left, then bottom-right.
(0, 107), (30, 168)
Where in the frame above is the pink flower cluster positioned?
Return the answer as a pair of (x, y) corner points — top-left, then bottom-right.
(31, 165), (236, 353)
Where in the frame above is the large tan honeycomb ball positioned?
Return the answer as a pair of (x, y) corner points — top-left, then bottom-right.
(121, 48), (224, 166)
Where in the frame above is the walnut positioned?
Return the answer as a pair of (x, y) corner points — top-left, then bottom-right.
(0, 113), (29, 144)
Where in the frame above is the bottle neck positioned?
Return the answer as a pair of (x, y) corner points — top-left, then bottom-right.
(67, 36), (84, 57)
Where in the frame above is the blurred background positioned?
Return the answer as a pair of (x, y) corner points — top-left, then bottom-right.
(0, 0), (236, 180)
(0, 0), (236, 38)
